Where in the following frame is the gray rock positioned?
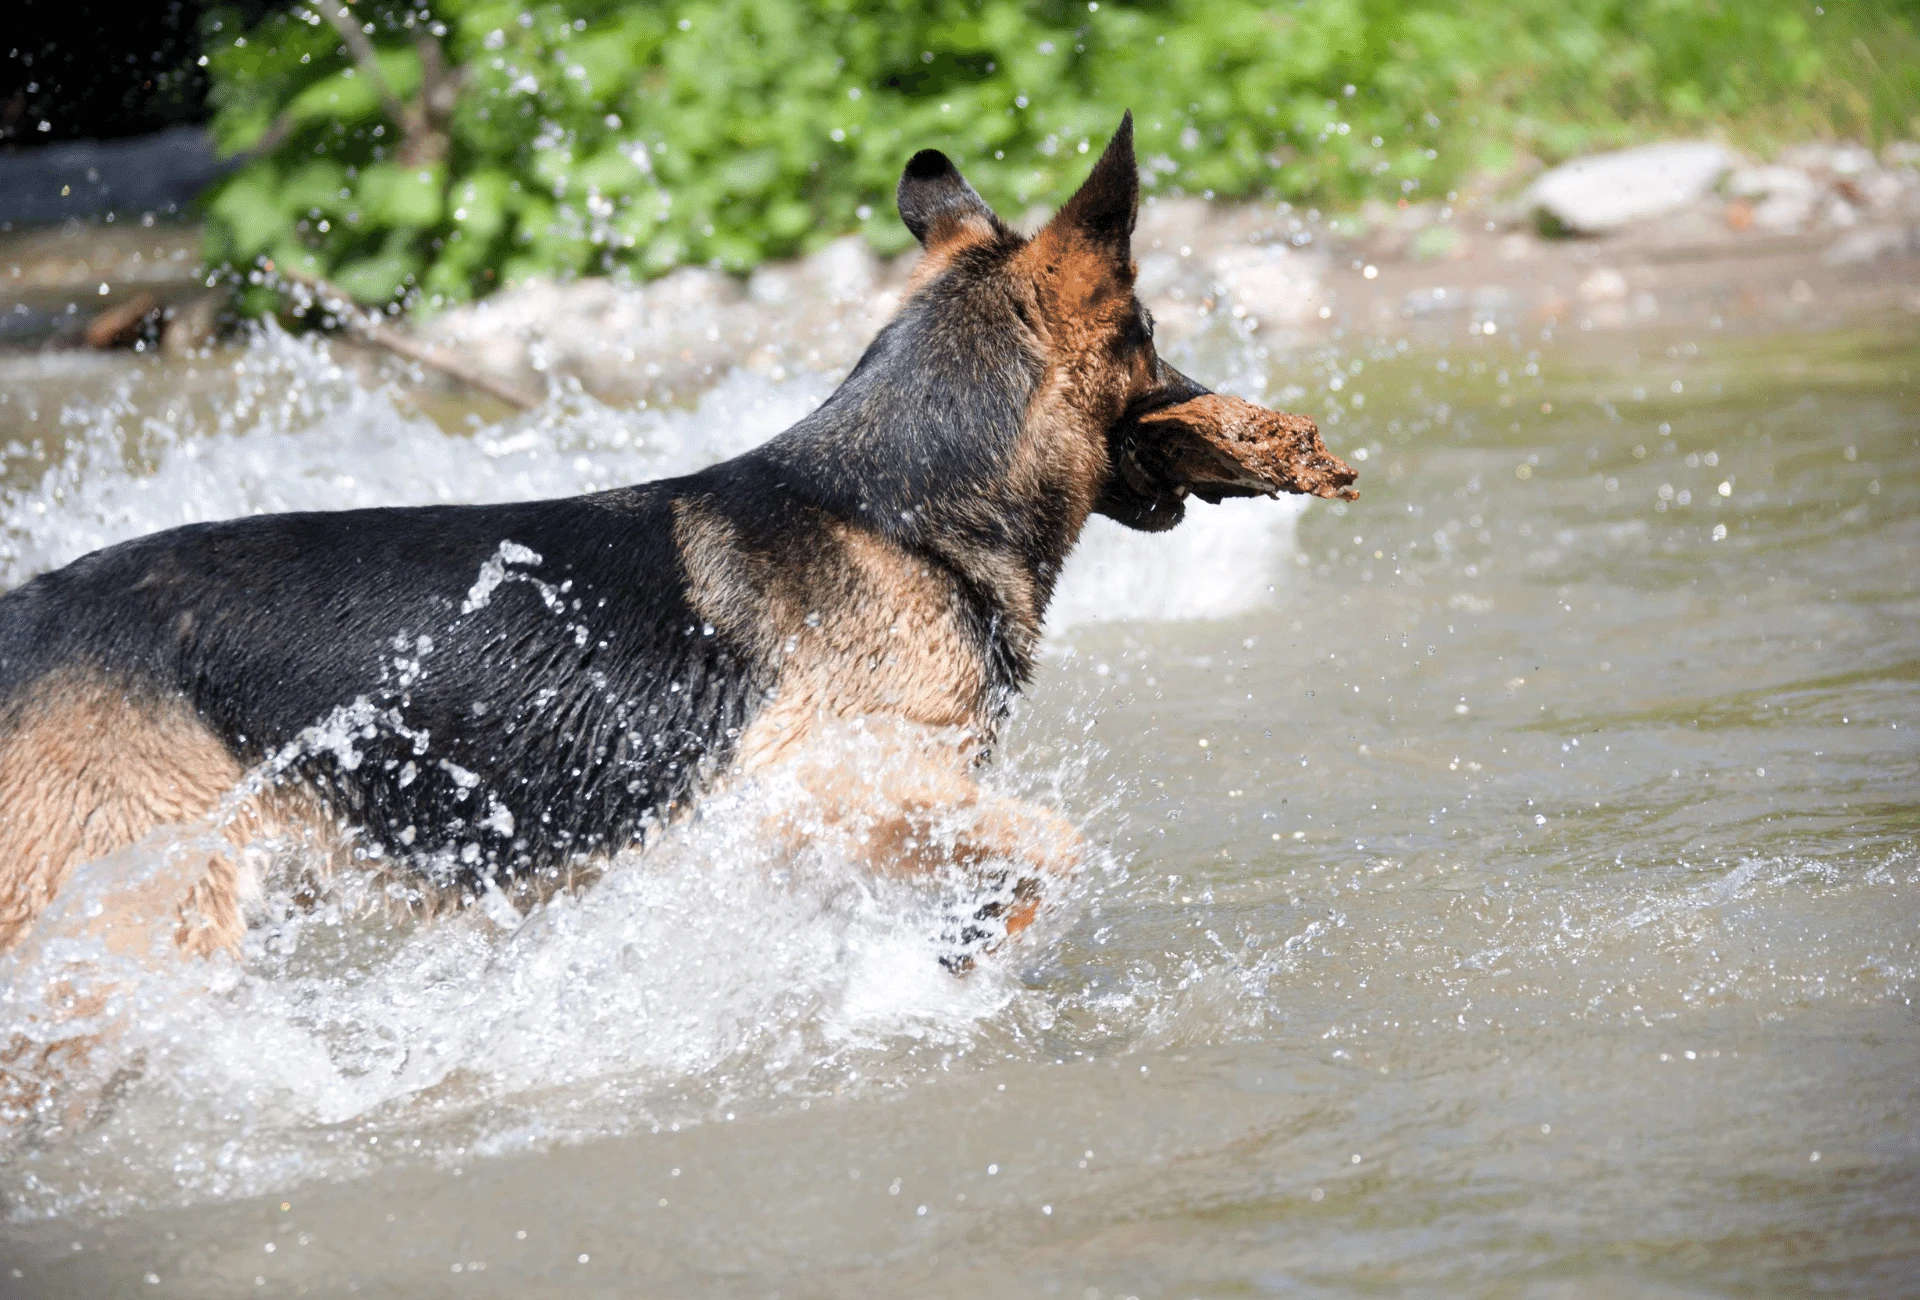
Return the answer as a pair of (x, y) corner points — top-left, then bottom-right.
(1822, 225), (1916, 265)
(1527, 142), (1737, 235)
(1780, 142), (1877, 178)
(1730, 164), (1822, 233)
(1205, 242), (1327, 329)
(1858, 167), (1920, 219)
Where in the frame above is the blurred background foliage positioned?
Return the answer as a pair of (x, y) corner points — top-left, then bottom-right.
(199, 0), (1920, 313)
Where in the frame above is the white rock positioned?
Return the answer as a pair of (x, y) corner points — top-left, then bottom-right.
(1859, 167), (1920, 218)
(1731, 165), (1822, 233)
(1206, 243), (1326, 328)
(1527, 142), (1737, 234)
(1577, 267), (1630, 303)
(1728, 164), (1818, 201)
(1780, 142), (1877, 178)
(1755, 193), (1818, 234)
(1829, 144), (1878, 176)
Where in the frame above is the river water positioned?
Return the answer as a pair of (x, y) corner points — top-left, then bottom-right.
(0, 293), (1915, 1296)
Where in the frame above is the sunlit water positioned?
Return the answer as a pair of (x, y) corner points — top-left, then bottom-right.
(0, 300), (1915, 1297)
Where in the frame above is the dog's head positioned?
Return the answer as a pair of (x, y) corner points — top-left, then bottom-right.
(894, 112), (1358, 536)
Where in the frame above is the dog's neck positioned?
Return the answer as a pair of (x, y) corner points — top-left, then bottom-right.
(757, 291), (1100, 691)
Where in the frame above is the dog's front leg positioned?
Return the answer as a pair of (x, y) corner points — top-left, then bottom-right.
(855, 787), (1081, 972)
(930, 794), (1083, 941)
(747, 716), (1083, 959)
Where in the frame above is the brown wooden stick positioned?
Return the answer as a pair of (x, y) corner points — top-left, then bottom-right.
(275, 267), (541, 410)
(85, 292), (161, 349)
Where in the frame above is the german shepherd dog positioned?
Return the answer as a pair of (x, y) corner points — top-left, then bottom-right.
(0, 115), (1356, 984)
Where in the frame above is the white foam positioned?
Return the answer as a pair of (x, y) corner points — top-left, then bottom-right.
(0, 732), (1044, 1215)
(1050, 497), (1306, 628)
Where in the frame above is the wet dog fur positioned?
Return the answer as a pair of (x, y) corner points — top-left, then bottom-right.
(0, 114), (1355, 972)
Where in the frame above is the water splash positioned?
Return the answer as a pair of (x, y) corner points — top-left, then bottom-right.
(0, 322), (1305, 626)
(0, 322), (1328, 1214)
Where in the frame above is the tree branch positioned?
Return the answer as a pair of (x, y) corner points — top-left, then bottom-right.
(320, 1), (448, 165)
(276, 267), (541, 411)
(320, 2), (411, 131)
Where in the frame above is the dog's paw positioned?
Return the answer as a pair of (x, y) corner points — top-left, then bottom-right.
(934, 873), (1042, 975)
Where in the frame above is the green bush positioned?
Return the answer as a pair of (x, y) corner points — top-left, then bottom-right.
(203, 0), (1920, 313)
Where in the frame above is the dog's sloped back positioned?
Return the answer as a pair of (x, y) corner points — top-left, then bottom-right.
(0, 486), (769, 917)
(0, 135), (1098, 940)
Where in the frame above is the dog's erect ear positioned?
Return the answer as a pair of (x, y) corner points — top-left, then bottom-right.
(898, 150), (1002, 249)
(1051, 111), (1137, 257)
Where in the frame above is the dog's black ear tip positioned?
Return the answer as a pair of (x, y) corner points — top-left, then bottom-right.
(1100, 111), (1136, 170)
(898, 149), (998, 246)
(903, 149), (957, 182)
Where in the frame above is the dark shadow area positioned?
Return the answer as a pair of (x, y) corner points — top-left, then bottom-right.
(2, 0), (279, 225)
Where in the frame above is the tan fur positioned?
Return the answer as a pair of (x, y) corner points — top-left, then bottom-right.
(754, 715), (1079, 941)
(1006, 233), (1156, 563)
(697, 217), (1154, 916)
(677, 500), (1082, 931)
(0, 671), (331, 958)
(903, 212), (1003, 294)
(678, 500), (986, 769)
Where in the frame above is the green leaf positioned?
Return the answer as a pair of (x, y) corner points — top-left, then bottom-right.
(452, 169), (515, 242)
(206, 166), (288, 258)
(331, 249), (419, 303)
(199, 0), (1920, 317)
(285, 69), (383, 126)
(358, 162), (446, 230)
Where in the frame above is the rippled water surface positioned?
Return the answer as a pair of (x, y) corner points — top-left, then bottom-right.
(0, 304), (1916, 1297)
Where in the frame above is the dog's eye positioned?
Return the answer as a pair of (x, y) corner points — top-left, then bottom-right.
(1120, 308), (1154, 353)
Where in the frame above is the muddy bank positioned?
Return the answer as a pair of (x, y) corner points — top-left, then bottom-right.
(3, 138), (1918, 402)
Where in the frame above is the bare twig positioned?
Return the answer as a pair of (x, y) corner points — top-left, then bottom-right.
(277, 267), (541, 410)
(251, 109), (300, 157)
(85, 292), (162, 349)
(320, 1), (449, 166)
(250, 10), (462, 162)
(320, 2), (410, 129)
(416, 33), (464, 127)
